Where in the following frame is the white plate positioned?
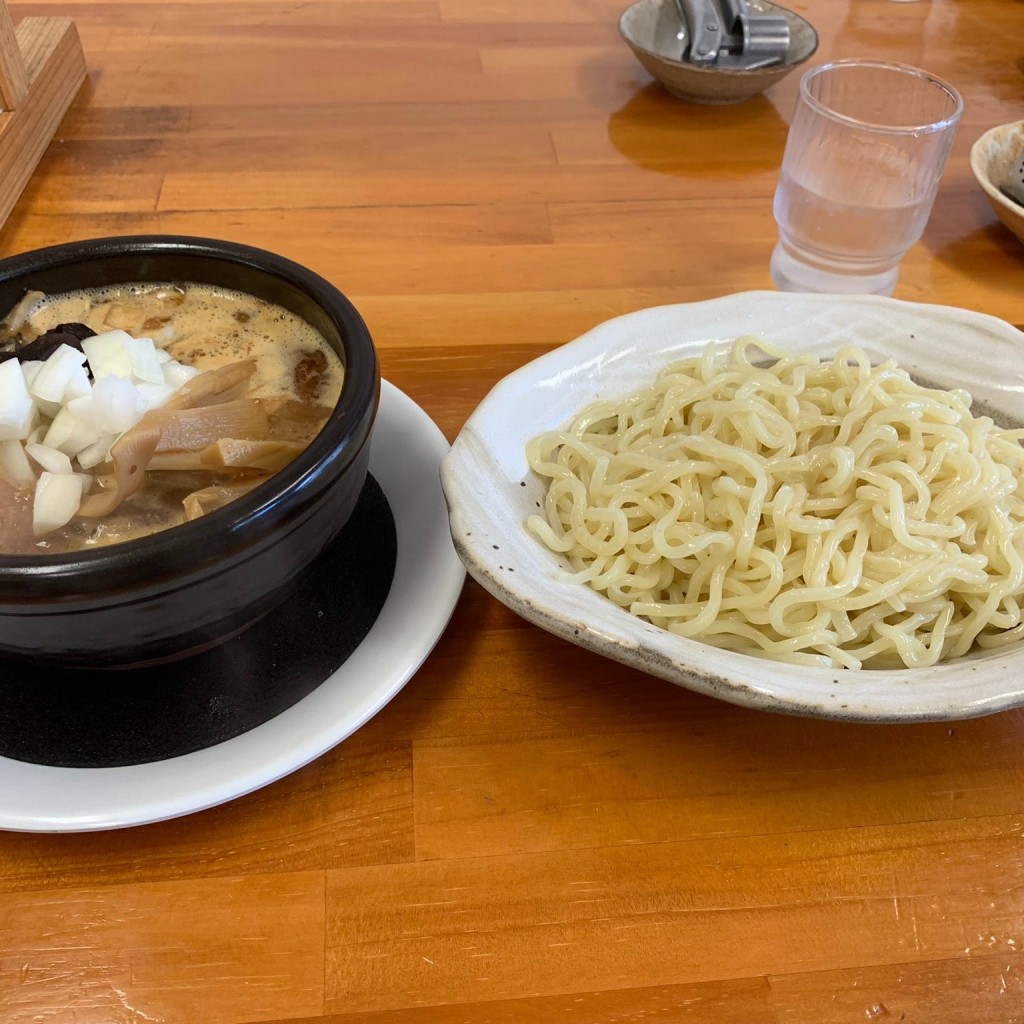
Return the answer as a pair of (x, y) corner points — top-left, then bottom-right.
(441, 291), (1024, 723)
(0, 380), (465, 832)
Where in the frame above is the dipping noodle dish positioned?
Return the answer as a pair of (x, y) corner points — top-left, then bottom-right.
(526, 336), (1024, 672)
(0, 282), (343, 554)
(440, 293), (1024, 719)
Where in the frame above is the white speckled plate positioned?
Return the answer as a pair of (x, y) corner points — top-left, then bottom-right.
(440, 292), (1024, 723)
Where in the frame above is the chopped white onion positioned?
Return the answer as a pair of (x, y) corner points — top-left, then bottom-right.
(20, 360), (43, 388)
(32, 471), (85, 536)
(126, 336), (166, 385)
(29, 344), (88, 403)
(77, 433), (117, 470)
(0, 439), (35, 488)
(136, 381), (178, 411)
(81, 329), (134, 381)
(155, 324), (175, 346)
(65, 393), (99, 430)
(32, 395), (62, 420)
(91, 374), (147, 434)
(4, 323), (204, 533)
(42, 405), (101, 458)
(26, 442), (73, 475)
(163, 361), (202, 389)
(0, 359), (35, 441)
(63, 364), (92, 403)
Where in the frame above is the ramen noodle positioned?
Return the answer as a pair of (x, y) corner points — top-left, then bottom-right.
(526, 337), (1024, 670)
(0, 282), (343, 553)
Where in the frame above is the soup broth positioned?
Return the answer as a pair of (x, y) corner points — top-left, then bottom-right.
(0, 282), (344, 554)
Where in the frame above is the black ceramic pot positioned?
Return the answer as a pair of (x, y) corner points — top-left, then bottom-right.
(0, 236), (379, 667)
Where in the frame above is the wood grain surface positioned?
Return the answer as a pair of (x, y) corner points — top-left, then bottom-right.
(1, 1), (1024, 1022)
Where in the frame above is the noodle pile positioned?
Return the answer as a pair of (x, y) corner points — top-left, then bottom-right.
(526, 337), (1024, 669)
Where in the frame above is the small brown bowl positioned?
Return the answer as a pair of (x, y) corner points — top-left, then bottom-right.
(619, 0), (818, 105)
(0, 236), (379, 667)
(971, 120), (1024, 247)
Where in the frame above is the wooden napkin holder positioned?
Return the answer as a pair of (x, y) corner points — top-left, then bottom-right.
(0, 3), (86, 231)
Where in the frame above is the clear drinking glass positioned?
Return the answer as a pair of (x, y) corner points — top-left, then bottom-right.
(771, 59), (963, 295)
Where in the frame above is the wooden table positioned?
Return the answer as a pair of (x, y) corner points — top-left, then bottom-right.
(2, 1), (1024, 1020)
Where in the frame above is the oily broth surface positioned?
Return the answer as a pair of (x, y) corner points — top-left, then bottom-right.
(27, 282), (344, 407)
(14, 282), (344, 554)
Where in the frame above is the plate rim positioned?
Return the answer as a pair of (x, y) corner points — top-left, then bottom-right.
(0, 379), (465, 832)
(441, 291), (1024, 723)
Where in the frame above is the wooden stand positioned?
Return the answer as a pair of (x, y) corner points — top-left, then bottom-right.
(0, 4), (86, 230)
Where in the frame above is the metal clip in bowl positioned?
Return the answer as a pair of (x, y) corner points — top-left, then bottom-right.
(674, 0), (790, 69)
